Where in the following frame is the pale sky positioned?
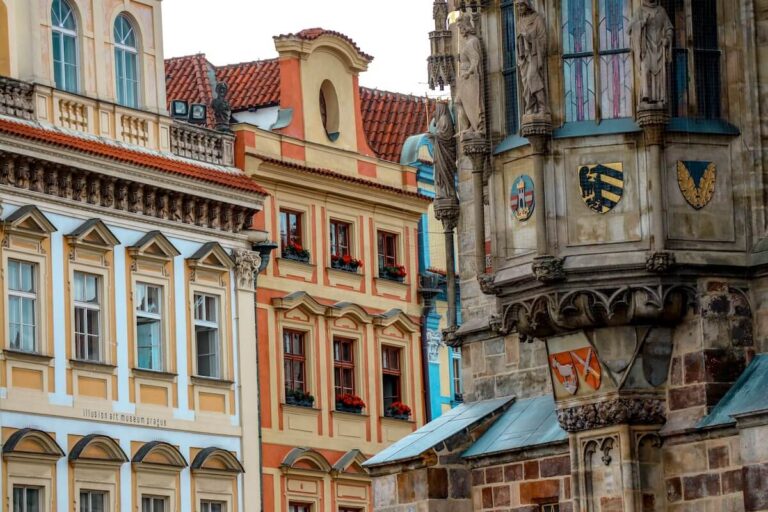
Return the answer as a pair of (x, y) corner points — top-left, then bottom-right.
(161, 0), (444, 97)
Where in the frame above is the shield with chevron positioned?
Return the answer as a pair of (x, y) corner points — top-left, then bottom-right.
(578, 163), (624, 214)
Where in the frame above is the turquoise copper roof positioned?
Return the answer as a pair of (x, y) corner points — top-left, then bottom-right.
(363, 396), (513, 467)
(463, 394), (567, 459)
(697, 354), (768, 429)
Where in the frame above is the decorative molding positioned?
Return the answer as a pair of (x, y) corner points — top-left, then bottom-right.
(558, 398), (666, 432)
(232, 249), (262, 290)
(646, 251), (675, 273)
(532, 255), (565, 283)
(478, 273), (500, 295)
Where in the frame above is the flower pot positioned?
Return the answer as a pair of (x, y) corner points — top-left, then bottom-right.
(286, 253), (310, 264)
(336, 402), (363, 414)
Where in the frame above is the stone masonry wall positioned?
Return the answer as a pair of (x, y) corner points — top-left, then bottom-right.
(470, 451), (573, 512)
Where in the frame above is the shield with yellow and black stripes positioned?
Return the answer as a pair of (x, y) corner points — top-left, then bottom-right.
(578, 163), (624, 214)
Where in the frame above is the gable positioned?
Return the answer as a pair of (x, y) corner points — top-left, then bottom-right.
(128, 231), (181, 260)
(67, 219), (120, 250)
(2, 205), (57, 237)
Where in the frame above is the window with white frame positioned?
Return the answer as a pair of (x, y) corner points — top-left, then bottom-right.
(201, 500), (225, 512)
(80, 490), (106, 512)
(51, 0), (78, 92)
(141, 496), (167, 512)
(114, 14), (139, 108)
(136, 283), (163, 370)
(289, 503), (311, 512)
(13, 486), (41, 512)
(194, 293), (220, 379)
(74, 271), (101, 362)
(8, 259), (38, 353)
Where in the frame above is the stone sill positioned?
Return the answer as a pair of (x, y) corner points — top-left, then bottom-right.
(276, 257), (316, 281)
(131, 368), (178, 382)
(70, 359), (117, 374)
(2, 349), (54, 364)
(190, 375), (234, 388)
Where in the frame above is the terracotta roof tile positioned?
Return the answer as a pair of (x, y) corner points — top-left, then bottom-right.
(275, 28), (374, 62)
(165, 54), (216, 126)
(0, 117), (267, 195)
(216, 59), (280, 111)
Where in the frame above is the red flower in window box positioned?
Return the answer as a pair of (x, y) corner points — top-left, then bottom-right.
(382, 264), (407, 281)
(385, 401), (412, 420)
(284, 241), (310, 262)
(335, 393), (366, 413)
(331, 253), (362, 272)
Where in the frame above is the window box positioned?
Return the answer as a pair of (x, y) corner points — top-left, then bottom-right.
(380, 265), (407, 283)
(283, 242), (310, 263)
(384, 402), (412, 421)
(330, 254), (362, 273)
(335, 393), (365, 414)
(285, 389), (315, 408)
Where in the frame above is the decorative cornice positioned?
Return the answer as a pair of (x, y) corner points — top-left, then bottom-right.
(557, 398), (666, 432)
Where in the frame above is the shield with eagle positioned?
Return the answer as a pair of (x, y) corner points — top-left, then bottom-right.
(510, 175), (535, 221)
(579, 163), (624, 213)
(549, 351), (579, 395)
(677, 161), (716, 210)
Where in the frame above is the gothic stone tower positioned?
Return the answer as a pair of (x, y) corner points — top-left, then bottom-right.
(364, 0), (768, 511)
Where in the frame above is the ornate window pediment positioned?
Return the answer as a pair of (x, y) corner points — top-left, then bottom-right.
(67, 219), (120, 251)
(132, 441), (187, 470)
(330, 449), (369, 479)
(272, 291), (328, 316)
(2, 205), (57, 240)
(327, 302), (373, 325)
(191, 447), (244, 474)
(69, 434), (128, 465)
(187, 242), (234, 272)
(374, 309), (419, 334)
(127, 231), (181, 263)
(280, 447), (332, 474)
(2, 428), (65, 461)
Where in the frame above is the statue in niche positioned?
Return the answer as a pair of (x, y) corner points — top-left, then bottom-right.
(212, 81), (232, 131)
(516, 0), (549, 118)
(454, 12), (485, 140)
(432, 102), (458, 201)
(629, 0), (673, 109)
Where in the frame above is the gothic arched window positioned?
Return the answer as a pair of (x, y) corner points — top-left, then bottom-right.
(114, 14), (139, 108)
(561, 0), (632, 122)
(51, 0), (78, 93)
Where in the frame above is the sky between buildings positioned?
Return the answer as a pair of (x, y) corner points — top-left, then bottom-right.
(162, 0), (449, 98)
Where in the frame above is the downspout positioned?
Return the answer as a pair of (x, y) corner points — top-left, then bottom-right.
(419, 274), (441, 423)
(252, 241), (278, 512)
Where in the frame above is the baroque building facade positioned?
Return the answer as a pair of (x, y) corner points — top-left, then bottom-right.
(365, 1), (768, 512)
(0, 1), (268, 511)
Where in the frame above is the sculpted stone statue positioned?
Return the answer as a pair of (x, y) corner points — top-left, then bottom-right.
(515, 0), (549, 118)
(629, 0), (673, 109)
(432, 102), (458, 201)
(454, 12), (485, 140)
(212, 81), (232, 131)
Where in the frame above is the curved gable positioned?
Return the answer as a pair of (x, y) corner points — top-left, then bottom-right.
(69, 434), (128, 464)
(374, 309), (419, 334)
(3, 428), (64, 459)
(280, 447), (332, 473)
(272, 291), (328, 316)
(191, 447), (244, 474)
(328, 302), (373, 325)
(132, 441), (187, 468)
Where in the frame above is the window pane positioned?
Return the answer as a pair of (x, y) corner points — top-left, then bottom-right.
(115, 48), (126, 105)
(141, 497), (151, 512)
(562, 0), (594, 54)
(26, 488), (40, 512)
(137, 318), (161, 369)
(599, 52), (632, 118)
(53, 32), (64, 89)
(13, 487), (23, 512)
(196, 326), (219, 378)
(63, 34), (78, 92)
(563, 56), (596, 121)
(153, 498), (165, 512)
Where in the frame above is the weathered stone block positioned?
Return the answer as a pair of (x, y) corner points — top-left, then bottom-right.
(684, 352), (705, 384)
(472, 469), (485, 486)
(670, 356), (683, 386)
(708, 445), (730, 470)
(519, 479), (559, 504)
(682, 473), (721, 500)
(600, 496), (625, 512)
(669, 384), (706, 410)
(449, 468), (471, 499)
(743, 463), (768, 511)
(397, 471), (416, 503)
(486, 466), (503, 484)
(721, 469), (743, 494)
(375, 474), (398, 508)
(664, 443), (708, 475)
(427, 468), (448, 499)
(481, 486), (493, 509)
(523, 460), (539, 480)
(504, 463), (523, 482)
(540, 455), (570, 477)
(667, 477), (683, 502)
(493, 485), (511, 507)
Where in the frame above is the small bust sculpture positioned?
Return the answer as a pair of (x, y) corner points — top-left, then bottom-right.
(629, 0), (673, 110)
(212, 81), (232, 132)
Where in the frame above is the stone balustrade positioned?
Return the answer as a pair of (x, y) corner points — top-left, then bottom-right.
(170, 121), (235, 167)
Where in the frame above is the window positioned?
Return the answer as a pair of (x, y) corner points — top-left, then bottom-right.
(377, 231), (398, 271)
(333, 338), (355, 397)
(136, 283), (162, 370)
(13, 486), (40, 512)
(51, 0), (78, 92)
(289, 504), (311, 512)
(201, 501), (225, 512)
(114, 14), (139, 108)
(452, 352), (463, 401)
(141, 496), (167, 512)
(661, 0), (720, 119)
(330, 220), (351, 257)
(501, 0), (520, 134)
(540, 504), (560, 512)
(382, 346), (402, 409)
(8, 259), (37, 352)
(339, 508), (361, 512)
(284, 330), (306, 394)
(194, 293), (220, 378)
(562, 0), (632, 122)
(280, 209), (303, 250)
(74, 272), (101, 362)
(80, 490), (106, 512)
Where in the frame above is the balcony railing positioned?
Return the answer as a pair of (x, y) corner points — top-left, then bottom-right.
(170, 122), (235, 167)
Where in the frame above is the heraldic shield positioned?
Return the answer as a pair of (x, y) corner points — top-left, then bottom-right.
(510, 175), (535, 221)
(677, 160), (716, 210)
(579, 163), (624, 213)
(549, 351), (579, 395)
(570, 347), (602, 390)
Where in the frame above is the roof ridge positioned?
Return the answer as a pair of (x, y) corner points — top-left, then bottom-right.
(164, 53), (207, 63)
(216, 57), (279, 69)
(360, 86), (433, 102)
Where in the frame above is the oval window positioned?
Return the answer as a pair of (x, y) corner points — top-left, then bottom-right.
(319, 80), (340, 142)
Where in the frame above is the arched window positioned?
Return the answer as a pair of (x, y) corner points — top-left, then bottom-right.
(114, 14), (139, 108)
(51, 0), (78, 93)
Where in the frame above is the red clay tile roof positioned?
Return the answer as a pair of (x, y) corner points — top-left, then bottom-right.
(275, 28), (374, 62)
(164, 54), (216, 126)
(255, 153), (431, 202)
(0, 117), (268, 195)
(216, 59), (281, 111)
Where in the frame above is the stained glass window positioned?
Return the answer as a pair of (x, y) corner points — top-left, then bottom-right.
(597, 0), (631, 119)
(501, 0), (520, 134)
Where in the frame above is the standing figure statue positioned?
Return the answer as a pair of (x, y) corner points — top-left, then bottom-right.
(515, 0), (549, 118)
(454, 12), (485, 141)
(629, 0), (673, 109)
(212, 81), (232, 132)
(432, 102), (458, 201)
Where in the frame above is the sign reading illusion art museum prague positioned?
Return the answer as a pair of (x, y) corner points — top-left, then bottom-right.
(579, 163), (624, 213)
(510, 175), (535, 221)
(677, 160), (716, 210)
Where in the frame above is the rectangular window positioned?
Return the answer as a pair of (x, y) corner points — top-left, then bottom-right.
(74, 271), (102, 362)
(289, 504), (311, 512)
(194, 293), (221, 379)
(13, 486), (40, 512)
(201, 501), (225, 512)
(540, 504), (560, 512)
(136, 283), (163, 370)
(80, 490), (106, 512)
(141, 496), (167, 512)
(280, 209), (303, 251)
(339, 508), (361, 512)
(8, 259), (37, 352)
(330, 220), (351, 257)
(452, 354), (463, 400)
(501, 0), (520, 134)
(377, 231), (398, 271)
(562, 0), (631, 121)
(333, 337), (355, 397)
(382, 346), (402, 410)
(283, 330), (306, 393)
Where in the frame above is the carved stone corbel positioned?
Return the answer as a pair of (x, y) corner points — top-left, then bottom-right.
(232, 249), (262, 290)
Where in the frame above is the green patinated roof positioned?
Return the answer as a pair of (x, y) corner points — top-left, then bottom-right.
(463, 394), (566, 459)
(362, 396), (513, 467)
(697, 354), (768, 429)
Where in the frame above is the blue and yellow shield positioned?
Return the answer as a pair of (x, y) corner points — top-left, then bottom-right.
(677, 161), (716, 210)
(578, 163), (624, 214)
